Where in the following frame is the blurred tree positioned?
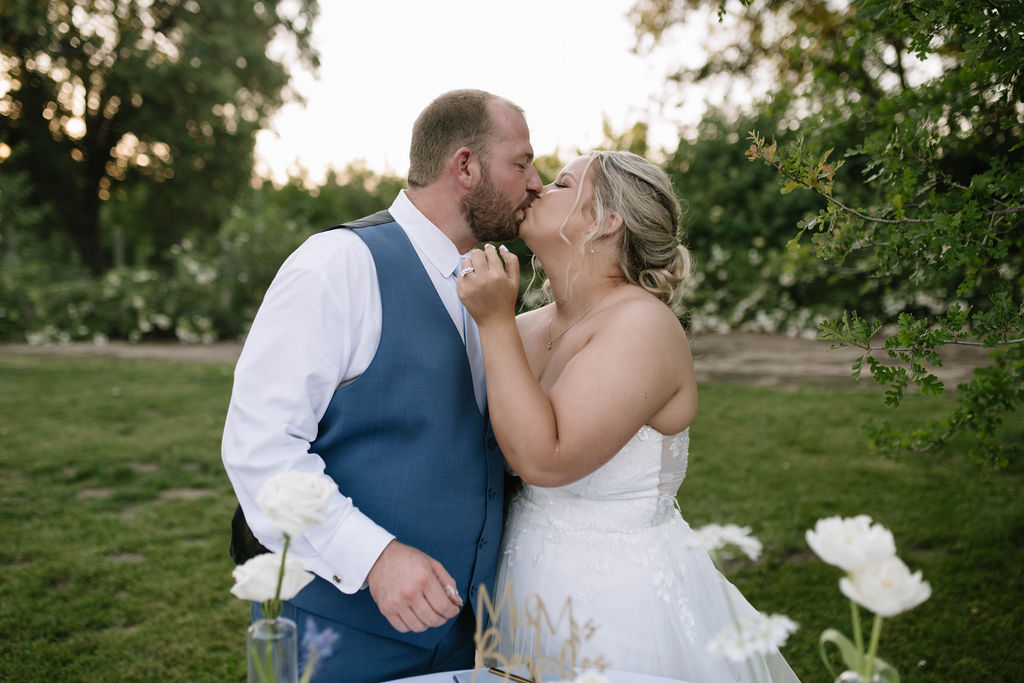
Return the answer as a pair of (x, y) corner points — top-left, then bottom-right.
(306, 164), (406, 230)
(601, 119), (650, 157)
(665, 108), (846, 330)
(0, 0), (319, 273)
(633, 0), (1023, 465)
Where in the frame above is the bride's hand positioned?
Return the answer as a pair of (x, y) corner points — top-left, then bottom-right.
(457, 243), (519, 326)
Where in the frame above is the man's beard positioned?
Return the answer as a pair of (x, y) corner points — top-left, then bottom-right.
(460, 168), (526, 243)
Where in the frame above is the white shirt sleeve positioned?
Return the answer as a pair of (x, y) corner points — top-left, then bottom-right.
(221, 229), (394, 594)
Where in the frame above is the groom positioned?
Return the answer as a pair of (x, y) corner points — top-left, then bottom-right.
(222, 89), (541, 682)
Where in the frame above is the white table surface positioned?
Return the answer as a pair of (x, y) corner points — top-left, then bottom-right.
(386, 669), (689, 683)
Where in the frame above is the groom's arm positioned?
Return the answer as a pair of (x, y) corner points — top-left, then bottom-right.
(222, 230), (393, 594)
(222, 229), (463, 630)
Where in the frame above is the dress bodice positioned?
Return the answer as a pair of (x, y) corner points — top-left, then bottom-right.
(496, 424), (800, 682)
(518, 425), (689, 532)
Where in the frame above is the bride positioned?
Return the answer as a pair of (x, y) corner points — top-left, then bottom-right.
(457, 151), (799, 682)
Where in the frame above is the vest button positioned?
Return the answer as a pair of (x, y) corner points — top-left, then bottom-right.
(487, 487), (496, 499)
(470, 586), (477, 598)
(478, 538), (487, 549)
(487, 437), (498, 450)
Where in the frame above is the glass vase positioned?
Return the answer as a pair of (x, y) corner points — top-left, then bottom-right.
(247, 617), (298, 683)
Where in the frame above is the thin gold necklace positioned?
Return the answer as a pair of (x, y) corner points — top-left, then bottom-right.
(546, 289), (617, 350)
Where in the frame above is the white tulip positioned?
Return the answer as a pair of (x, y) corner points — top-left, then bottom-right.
(806, 515), (896, 571)
(707, 612), (799, 662)
(256, 471), (335, 537)
(839, 556), (932, 617)
(693, 523), (763, 561)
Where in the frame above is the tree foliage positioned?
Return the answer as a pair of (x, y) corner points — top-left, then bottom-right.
(663, 108), (882, 336)
(633, 0), (1024, 465)
(0, 0), (319, 273)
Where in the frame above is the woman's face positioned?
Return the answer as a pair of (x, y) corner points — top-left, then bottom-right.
(520, 155), (596, 245)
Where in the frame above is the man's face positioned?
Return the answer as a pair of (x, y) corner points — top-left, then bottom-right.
(461, 103), (542, 242)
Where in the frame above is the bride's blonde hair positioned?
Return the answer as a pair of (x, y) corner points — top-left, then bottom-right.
(581, 151), (692, 309)
(527, 151), (692, 312)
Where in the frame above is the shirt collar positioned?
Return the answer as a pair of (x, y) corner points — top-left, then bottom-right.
(388, 190), (463, 278)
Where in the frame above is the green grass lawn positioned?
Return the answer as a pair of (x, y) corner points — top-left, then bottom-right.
(1, 353), (1020, 681)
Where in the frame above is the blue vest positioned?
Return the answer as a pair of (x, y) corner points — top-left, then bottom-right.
(289, 218), (505, 649)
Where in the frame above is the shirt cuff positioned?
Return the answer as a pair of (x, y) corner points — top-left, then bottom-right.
(311, 509), (395, 594)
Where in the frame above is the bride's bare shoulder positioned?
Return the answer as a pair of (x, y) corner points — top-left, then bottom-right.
(611, 289), (687, 335)
(515, 303), (552, 329)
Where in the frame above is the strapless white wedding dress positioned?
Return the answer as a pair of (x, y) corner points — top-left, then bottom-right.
(493, 426), (800, 682)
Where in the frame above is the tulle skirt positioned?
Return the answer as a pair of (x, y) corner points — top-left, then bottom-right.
(491, 490), (800, 682)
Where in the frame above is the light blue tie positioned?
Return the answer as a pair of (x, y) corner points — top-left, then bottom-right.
(453, 264), (486, 413)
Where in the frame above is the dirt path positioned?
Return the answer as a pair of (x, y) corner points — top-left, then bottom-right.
(1, 332), (993, 388)
(689, 332), (992, 387)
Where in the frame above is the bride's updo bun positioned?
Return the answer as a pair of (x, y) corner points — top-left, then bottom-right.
(584, 151), (692, 309)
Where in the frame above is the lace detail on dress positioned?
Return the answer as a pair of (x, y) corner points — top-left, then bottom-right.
(658, 428), (688, 519)
(501, 427), (696, 630)
(494, 425), (800, 682)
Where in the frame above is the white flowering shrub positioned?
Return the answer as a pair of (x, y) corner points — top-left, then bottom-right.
(2, 169), (406, 344)
(1, 210), (312, 344)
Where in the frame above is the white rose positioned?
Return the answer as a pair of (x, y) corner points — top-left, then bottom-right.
(230, 552), (315, 603)
(256, 471), (335, 537)
(839, 556), (931, 617)
(806, 515), (896, 571)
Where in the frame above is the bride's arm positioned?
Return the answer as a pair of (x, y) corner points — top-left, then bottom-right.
(458, 246), (557, 479)
(459, 245), (696, 487)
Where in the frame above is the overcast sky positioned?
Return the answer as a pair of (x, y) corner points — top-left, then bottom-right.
(254, 0), (710, 183)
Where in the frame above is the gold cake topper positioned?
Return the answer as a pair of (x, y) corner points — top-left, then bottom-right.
(473, 582), (608, 682)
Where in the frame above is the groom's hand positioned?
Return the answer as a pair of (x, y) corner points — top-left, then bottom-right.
(366, 539), (463, 633)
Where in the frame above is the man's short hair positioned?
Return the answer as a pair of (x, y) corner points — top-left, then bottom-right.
(407, 89), (523, 188)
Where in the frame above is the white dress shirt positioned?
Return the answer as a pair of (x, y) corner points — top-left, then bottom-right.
(222, 190), (484, 593)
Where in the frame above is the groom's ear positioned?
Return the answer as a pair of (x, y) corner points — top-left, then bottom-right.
(452, 146), (480, 190)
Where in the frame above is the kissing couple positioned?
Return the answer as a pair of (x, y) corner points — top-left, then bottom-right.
(223, 89), (798, 683)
